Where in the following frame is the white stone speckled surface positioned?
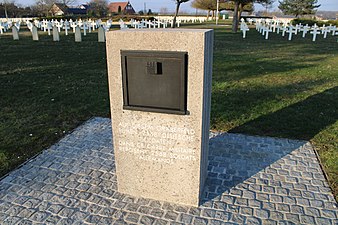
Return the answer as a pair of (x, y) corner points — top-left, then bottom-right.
(106, 29), (213, 206)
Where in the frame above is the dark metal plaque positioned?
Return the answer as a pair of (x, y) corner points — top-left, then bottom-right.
(121, 50), (188, 115)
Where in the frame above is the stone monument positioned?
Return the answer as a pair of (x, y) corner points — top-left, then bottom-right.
(32, 25), (39, 41)
(75, 27), (81, 42)
(98, 26), (105, 43)
(106, 29), (213, 206)
(12, 26), (19, 40)
(52, 26), (60, 42)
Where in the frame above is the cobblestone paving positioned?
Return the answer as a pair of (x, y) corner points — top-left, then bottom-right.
(0, 117), (337, 224)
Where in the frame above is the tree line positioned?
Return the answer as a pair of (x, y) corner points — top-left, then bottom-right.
(1, 0), (322, 31)
(173, 0), (321, 31)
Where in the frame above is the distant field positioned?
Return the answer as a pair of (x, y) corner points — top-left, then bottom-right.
(0, 23), (337, 200)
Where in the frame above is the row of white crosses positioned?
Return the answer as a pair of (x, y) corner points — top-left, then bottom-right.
(123, 16), (206, 30)
(245, 18), (337, 42)
(11, 22), (106, 43)
(21, 18), (113, 37)
(154, 16), (207, 24)
(124, 17), (189, 30)
(0, 20), (20, 34)
(127, 19), (172, 30)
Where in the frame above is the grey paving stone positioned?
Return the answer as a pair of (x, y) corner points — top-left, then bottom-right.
(149, 208), (165, 218)
(178, 213), (193, 224)
(0, 117), (337, 224)
(125, 212), (140, 223)
(140, 215), (156, 225)
(29, 211), (49, 222)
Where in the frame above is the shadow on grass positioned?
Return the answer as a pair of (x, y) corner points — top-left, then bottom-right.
(229, 86), (338, 141)
(210, 78), (329, 129)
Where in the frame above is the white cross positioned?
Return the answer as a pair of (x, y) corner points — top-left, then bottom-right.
(119, 19), (128, 30)
(70, 23), (77, 33)
(287, 26), (297, 41)
(321, 24), (326, 34)
(15, 22), (20, 31)
(295, 24), (302, 35)
(260, 25), (265, 34)
(41, 21), (47, 32)
(88, 23), (92, 33)
(56, 22), (63, 33)
(3, 22), (8, 32)
(77, 20), (83, 28)
(310, 27), (321, 42)
(96, 20), (101, 29)
(322, 27), (330, 38)
(89, 21), (95, 31)
(46, 22), (52, 36)
(105, 23), (112, 31)
(281, 26), (288, 37)
(26, 22), (33, 31)
(240, 24), (249, 38)
(63, 21), (70, 35)
(271, 23), (277, 32)
(330, 26), (337, 36)
(255, 22), (261, 31)
(300, 25), (310, 38)
(82, 22), (88, 36)
(264, 26), (272, 39)
(0, 23), (4, 34)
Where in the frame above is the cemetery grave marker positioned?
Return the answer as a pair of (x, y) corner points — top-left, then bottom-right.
(75, 26), (82, 42)
(0, 23), (4, 34)
(311, 26), (321, 42)
(12, 26), (19, 40)
(322, 27), (330, 39)
(264, 26), (272, 40)
(56, 22), (63, 33)
(331, 26), (337, 36)
(63, 21), (70, 36)
(32, 25), (39, 41)
(71, 22), (77, 33)
(82, 22), (88, 36)
(240, 22), (249, 38)
(300, 24), (310, 38)
(52, 26), (60, 42)
(47, 22), (52, 36)
(98, 26), (105, 42)
(287, 26), (297, 41)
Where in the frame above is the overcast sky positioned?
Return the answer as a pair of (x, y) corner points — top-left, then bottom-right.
(14, 0), (338, 13)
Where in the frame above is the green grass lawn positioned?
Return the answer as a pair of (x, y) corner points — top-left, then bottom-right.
(0, 24), (337, 200)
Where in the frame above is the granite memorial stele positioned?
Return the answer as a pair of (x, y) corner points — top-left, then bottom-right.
(106, 29), (213, 206)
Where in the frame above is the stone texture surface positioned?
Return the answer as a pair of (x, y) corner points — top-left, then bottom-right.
(106, 29), (213, 206)
(0, 117), (337, 224)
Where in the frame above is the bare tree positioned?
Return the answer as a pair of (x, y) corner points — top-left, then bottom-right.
(1, 0), (14, 19)
(34, 0), (54, 16)
(88, 0), (107, 17)
(231, 0), (274, 33)
(172, 0), (190, 28)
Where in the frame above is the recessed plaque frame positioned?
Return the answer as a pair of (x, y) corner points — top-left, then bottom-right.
(121, 50), (188, 115)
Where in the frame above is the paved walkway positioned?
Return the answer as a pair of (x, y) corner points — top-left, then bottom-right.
(0, 117), (337, 224)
